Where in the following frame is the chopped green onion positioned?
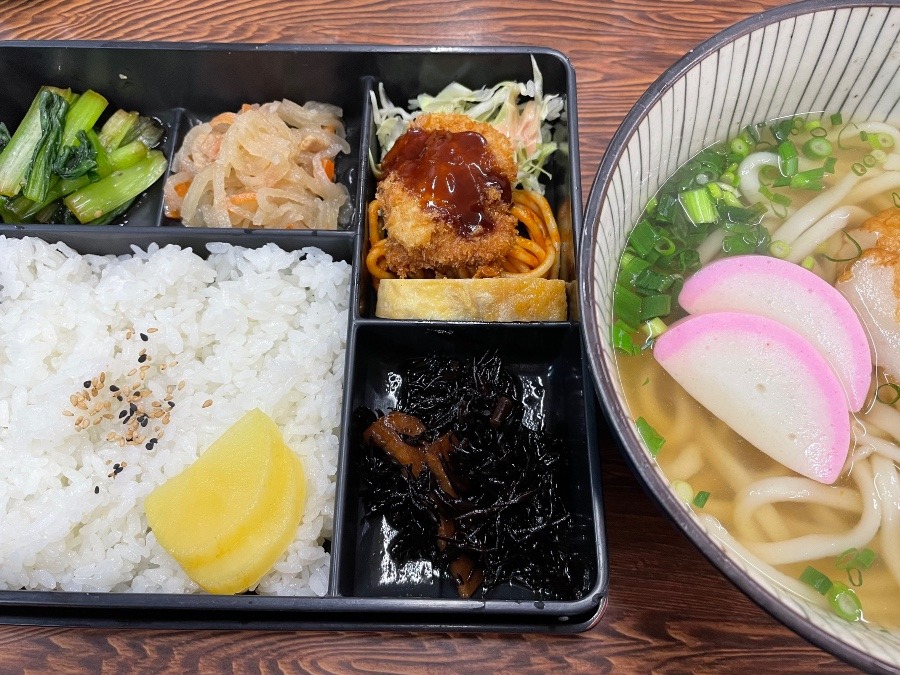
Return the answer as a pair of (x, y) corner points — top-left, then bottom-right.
(742, 124), (761, 144)
(636, 417), (665, 457)
(720, 171), (737, 186)
(894, 192), (900, 208)
(629, 220), (659, 257)
(827, 581), (863, 622)
(679, 187), (718, 224)
(804, 119), (823, 132)
(800, 565), (833, 595)
(692, 490), (711, 508)
(876, 383), (900, 405)
(773, 167), (827, 190)
(612, 320), (641, 355)
(759, 185), (793, 207)
(802, 136), (833, 159)
(768, 240), (791, 259)
(851, 162), (867, 176)
(874, 132), (895, 150)
(770, 118), (795, 143)
(634, 268), (676, 293)
(614, 283), (642, 330)
(759, 164), (780, 184)
(672, 480), (694, 504)
(801, 256), (816, 270)
(863, 153), (877, 168)
(856, 548), (876, 569)
(830, 113), (843, 126)
(729, 137), (751, 158)
(641, 317), (668, 339)
(835, 547), (877, 587)
(654, 236), (677, 256)
(823, 156), (837, 174)
(639, 293), (671, 321)
(823, 230), (863, 263)
(778, 140), (799, 176)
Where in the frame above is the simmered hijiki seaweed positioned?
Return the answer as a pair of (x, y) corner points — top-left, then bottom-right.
(359, 352), (588, 600)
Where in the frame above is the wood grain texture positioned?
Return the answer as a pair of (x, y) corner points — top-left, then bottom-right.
(0, 0), (863, 672)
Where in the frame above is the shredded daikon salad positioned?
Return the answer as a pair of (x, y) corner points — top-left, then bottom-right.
(164, 99), (350, 230)
(370, 57), (566, 195)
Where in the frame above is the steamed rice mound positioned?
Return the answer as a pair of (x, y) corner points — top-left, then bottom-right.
(0, 236), (350, 595)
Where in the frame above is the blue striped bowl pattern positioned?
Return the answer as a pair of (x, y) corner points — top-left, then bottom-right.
(580, 1), (900, 671)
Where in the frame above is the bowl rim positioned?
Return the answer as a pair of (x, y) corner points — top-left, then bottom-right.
(579, 0), (900, 671)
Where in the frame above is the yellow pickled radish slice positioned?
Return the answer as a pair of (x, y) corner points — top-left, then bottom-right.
(186, 439), (306, 594)
(145, 408), (301, 575)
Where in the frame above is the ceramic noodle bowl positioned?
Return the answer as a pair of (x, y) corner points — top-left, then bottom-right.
(580, 1), (900, 671)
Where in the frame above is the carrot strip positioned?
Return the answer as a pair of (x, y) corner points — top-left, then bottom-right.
(229, 192), (257, 206)
(322, 158), (335, 181)
(174, 181), (191, 198)
(210, 112), (237, 127)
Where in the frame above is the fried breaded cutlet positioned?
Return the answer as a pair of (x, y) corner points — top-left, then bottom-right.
(376, 112), (519, 278)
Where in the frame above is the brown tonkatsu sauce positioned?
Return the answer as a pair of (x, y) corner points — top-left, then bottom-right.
(381, 128), (512, 236)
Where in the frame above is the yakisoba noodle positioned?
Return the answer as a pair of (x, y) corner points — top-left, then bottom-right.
(164, 99), (350, 230)
(366, 189), (561, 287)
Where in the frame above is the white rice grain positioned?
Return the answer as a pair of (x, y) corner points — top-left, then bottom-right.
(0, 236), (350, 595)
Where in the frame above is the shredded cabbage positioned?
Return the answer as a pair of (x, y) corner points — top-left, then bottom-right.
(370, 57), (565, 194)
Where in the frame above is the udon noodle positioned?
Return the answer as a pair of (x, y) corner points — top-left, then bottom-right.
(616, 114), (900, 629)
(164, 99), (350, 229)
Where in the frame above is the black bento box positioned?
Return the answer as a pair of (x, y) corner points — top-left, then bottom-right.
(0, 42), (608, 632)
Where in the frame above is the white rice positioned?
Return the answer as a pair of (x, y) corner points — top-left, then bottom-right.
(0, 236), (350, 595)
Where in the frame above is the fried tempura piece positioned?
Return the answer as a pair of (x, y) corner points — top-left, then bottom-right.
(376, 112), (518, 278)
(837, 207), (900, 379)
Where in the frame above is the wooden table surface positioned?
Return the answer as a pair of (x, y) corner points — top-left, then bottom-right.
(0, 0), (863, 672)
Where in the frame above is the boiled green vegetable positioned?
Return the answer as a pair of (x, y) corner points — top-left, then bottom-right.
(0, 85), (166, 225)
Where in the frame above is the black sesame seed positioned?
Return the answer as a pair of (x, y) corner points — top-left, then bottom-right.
(83, 380), (91, 388)
(114, 465), (123, 475)
(118, 410), (127, 419)
(138, 354), (147, 363)
(140, 416), (148, 427)
(109, 385), (119, 392)
(129, 403), (137, 413)
(113, 463), (120, 470)
(167, 401), (175, 408)
(94, 486), (99, 494)
(140, 333), (148, 342)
